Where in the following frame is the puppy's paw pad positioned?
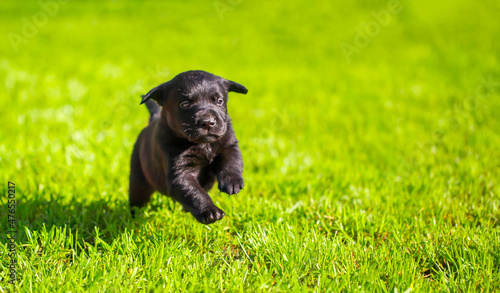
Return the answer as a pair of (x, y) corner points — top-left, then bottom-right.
(195, 205), (225, 225)
(218, 173), (244, 195)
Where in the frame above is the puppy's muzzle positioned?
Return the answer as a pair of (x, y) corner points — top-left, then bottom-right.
(197, 110), (218, 131)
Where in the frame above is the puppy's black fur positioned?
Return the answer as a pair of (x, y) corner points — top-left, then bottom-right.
(129, 70), (247, 224)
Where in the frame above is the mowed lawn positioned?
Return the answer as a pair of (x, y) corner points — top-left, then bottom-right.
(0, 0), (499, 291)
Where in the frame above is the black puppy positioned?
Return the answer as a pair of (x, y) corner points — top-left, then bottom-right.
(129, 70), (247, 224)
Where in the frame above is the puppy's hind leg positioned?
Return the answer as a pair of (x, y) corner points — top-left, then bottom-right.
(129, 145), (154, 216)
(129, 174), (154, 217)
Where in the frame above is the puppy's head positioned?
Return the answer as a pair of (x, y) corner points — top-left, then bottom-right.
(141, 70), (247, 143)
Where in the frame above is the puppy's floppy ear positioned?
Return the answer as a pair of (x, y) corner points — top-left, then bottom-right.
(225, 79), (248, 94)
(140, 82), (171, 105)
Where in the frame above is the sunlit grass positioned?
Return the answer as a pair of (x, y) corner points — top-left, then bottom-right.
(0, 0), (499, 291)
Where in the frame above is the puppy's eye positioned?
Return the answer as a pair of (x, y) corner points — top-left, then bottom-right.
(216, 98), (224, 105)
(179, 101), (190, 109)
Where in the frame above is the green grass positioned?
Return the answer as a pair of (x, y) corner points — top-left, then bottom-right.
(1, 0), (499, 291)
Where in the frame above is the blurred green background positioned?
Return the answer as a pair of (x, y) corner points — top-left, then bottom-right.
(0, 0), (499, 291)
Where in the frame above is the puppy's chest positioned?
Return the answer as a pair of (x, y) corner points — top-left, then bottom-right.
(182, 143), (219, 165)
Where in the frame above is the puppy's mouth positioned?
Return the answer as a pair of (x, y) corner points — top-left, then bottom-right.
(193, 134), (220, 143)
(182, 126), (226, 143)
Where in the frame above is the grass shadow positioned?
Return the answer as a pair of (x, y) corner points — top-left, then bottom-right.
(2, 194), (140, 246)
(0, 191), (205, 250)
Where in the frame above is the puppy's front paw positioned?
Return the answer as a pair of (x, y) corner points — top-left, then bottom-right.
(218, 172), (244, 195)
(194, 205), (225, 225)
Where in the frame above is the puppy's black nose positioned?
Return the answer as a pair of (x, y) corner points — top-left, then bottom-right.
(200, 118), (216, 129)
